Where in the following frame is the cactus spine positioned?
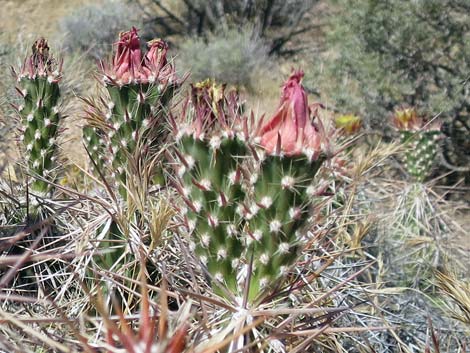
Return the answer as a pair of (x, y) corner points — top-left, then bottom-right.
(14, 38), (62, 195)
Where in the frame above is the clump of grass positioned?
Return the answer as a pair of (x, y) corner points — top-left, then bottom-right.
(434, 268), (470, 326)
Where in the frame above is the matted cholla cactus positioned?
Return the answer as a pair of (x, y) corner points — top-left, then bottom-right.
(83, 27), (179, 195)
(174, 72), (330, 304)
(392, 107), (441, 182)
(12, 38), (63, 195)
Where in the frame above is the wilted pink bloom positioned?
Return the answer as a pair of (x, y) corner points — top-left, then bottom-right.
(111, 27), (145, 83)
(257, 70), (325, 158)
(103, 27), (177, 86)
(16, 38), (62, 82)
(144, 39), (176, 84)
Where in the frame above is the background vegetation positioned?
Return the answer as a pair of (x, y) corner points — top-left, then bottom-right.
(0, 0), (468, 352)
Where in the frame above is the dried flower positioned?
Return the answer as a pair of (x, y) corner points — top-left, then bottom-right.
(17, 38), (62, 82)
(102, 27), (177, 86)
(180, 79), (243, 140)
(392, 107), (441, 132)
(257, 70), (325, 158)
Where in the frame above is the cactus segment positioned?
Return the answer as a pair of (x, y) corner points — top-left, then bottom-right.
(15, 38), (62, 195)
(392, 108), (441, 182)
(82, 28), (179, 196)
(245, 154), (325, 301)
(177, 135), (247, 295)
(105, 82), (173, 193)
(173, 81), (248, 297)
(399, 130), (441, 182)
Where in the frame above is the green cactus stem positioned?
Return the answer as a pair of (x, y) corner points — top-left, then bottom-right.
(179, 134), (247, 295)
(400, 130), (441, 183)
(244, 154), (325, 301)
(392, 107), (441, 183)
(13, 38), (63, 195)
(174, 81), (248, 297)
(83, 28), (179, 197)
(247, 70), (329, 302)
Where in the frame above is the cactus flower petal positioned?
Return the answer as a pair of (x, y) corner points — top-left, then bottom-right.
(258, 70), (324, 158)
(112, 27), (144, 83)
(19, 38), (62, 82)
(335, 114), (362, 134)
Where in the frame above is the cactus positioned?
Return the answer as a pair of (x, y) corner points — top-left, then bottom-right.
(175, 73), (330, 304)
(83, 27), (179, 195)
(246, 70), (328, 301)
(80, 29), (180, 310)
(173, 80), (248, 296)
(392, 108), (441, 182)
(12, 38), (62, 196)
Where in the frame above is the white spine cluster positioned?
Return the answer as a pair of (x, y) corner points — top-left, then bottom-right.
(260, 196), (273, 208)
(281, 175), (295, 189)
(260, 253), (269, 265)
(269, 220), (282, 233)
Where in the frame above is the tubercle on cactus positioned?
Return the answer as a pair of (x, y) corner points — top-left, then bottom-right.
(12, 38), (63, 196)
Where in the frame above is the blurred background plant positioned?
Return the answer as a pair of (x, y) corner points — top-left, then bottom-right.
(305, 0), (470, 183)
(59, 0), (146, 59)
(177, 26), (271, 89)
(136, 0), (320, 55)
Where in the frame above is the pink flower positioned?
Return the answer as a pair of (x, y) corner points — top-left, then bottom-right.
(102, 27), (177, 86)
(112, 27), (145, 83)
(257, 70), (324, 158)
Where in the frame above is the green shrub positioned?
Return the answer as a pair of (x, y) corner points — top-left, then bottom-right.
(307, 0), (470, 175)
(140, 0), (318, 55)
(59, 0), (144, 59)
(178, 27), (270, 88)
